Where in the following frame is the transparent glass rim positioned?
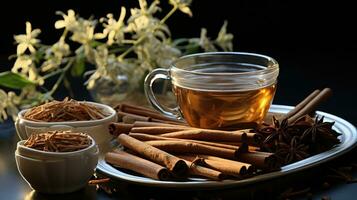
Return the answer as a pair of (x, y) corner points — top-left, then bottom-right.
(171, 52), (279, 76)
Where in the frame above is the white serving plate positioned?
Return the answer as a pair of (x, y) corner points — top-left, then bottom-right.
(96, 105), (357, 189)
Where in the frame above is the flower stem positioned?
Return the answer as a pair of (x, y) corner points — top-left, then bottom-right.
(60, 29), (68, 42)
(42, 69), (63, 80)
(117, 37), (145, 61)
(117, 5), (178, 61)
(48, 58), (74, 96)
(160, 5), (178, 25)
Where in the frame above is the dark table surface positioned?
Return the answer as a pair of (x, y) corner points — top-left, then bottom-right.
(1, 120), (357, 200)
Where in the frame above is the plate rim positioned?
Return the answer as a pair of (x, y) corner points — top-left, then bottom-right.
(96, 104), (357, 188)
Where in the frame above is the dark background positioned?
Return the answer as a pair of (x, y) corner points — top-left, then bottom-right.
(0, 0), (356, 125)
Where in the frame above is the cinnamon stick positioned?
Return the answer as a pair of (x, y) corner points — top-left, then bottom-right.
(117, 134), (188, 176)
(117, 111), (151, 123)
(108, 122), (190, 136)
(182, 159), (224, 181)
(115, 103), (185, 125)
(133, 121), (188, 127)
(120, 113), (185, 125)
(105, 151), (170, 180)
(201, 155), (255, 176)
(109, 123), (134, 136)
(286, 88), (333, 123)
(129, 132), (245, 150)
(131, 126), (191, 134)
(237, 151), (279, 170)
(115, 103), (156, 114)
(248, 146), (261, 151)
(88, 178), (111, 185)
(282, 89), (321, 120)
(158, 129), (248, 143)
(150, 118), (187, 125)
(145, 140), (243, 159)
(179, 155), (254, 177)
(246, 132), (264, 146)
(131, 126), (262, 146)
(116, 103), (182, 123)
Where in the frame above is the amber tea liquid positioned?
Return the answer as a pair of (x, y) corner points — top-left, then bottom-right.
(173, 70), (276, 129)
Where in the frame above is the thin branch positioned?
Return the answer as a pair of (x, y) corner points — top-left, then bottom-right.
(48, 58), (74, 96)
(117, 5), (179, 61)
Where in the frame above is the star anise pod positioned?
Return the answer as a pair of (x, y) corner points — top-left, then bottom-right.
(261, 116), (291, 147)
(275, 136), (309, 165)
(283, 115), (316, 137)
(300, 116), (341, 144)
(293, 115), (315, 127)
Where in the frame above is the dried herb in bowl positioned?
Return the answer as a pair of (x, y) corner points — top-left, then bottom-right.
(24, 130), (92, 152)
(23, 97), (108, 122)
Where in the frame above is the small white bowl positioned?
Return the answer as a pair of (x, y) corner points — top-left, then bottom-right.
(15, 101), (117, 148)
(15, 136), (99, 194)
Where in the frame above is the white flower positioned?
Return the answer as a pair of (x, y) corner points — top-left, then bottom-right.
(12, 55), (32, 74)
(126, 0), (161, 34)
(215, 21), (234, 51)
(55, 9), (78, 30)
(12, 55), (44, 85)
(0, 90), (8, 121)
(94, 45), (109, 69)
(86, 45), (133, 89)
(95, 7), (126, 45)
(41, 40), (70, 72)
(14, 22), (41, 55)
(127, 11), (151, 33)
(169, 0), (193, 16)
(86, 46), (110, 89)
(199, 28), (217, 52)
(0, 90), (20, 122)
(6, 92), (20, 120)
(71, 20), (96, 44)
(51, 40), (71, 57)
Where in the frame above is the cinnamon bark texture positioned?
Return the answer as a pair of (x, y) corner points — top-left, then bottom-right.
(282, 88), (332, 123)
(282, 89), (321, 120)
(246, 132), (264, 146)
(109, 123), (134, 136)
(130, 126), (191, 134)
(158, 129), (248, 143)
(105, 151), (170, 180)
(114, 103), (185, 125)
(133, 121), (187, 127)
(117, 111), (151, 123)
(179, 155), (255, 177)
(129, 133), (244, 150)
(181, 159), (224, 180)
(145, 140), (244, 159)
(117, 103), (181, 122)
(237, 151), (279, 170)
(117, 134), (188, 176)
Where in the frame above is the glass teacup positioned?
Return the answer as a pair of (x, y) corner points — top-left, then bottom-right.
(144, 52), (279, 129)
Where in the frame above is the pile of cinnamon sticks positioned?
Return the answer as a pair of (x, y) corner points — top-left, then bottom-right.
(105, 104), (279, 181)
(280, 88), (332, 123)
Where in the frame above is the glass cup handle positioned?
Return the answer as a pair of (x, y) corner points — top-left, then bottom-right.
(144, 68), (181, 120)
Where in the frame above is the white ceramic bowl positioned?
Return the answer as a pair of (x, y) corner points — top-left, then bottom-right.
(15, 136), (99, 194)
(15, 101), (117, 148)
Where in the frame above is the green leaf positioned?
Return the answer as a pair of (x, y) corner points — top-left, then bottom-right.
(71, 56), (85, 77)
(183, 43), (201, 55)
(0, 71), (35, 89)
